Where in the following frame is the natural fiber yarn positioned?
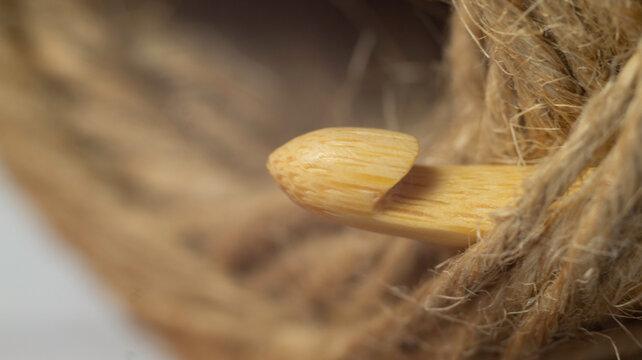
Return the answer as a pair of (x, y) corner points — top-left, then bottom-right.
(0, 2), (453, 359)
(340, 1), (642, 359)
(0, 0), (640, 359)
(448, 0), (642, 165)
(344, 44), (642, 360)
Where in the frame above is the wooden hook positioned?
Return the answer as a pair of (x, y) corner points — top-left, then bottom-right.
(267, 127), (532, 247)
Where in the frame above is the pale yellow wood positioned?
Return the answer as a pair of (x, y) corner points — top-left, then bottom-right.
(361, 165), (532, 246)
(267, 127), (419, 214)
(267, 127), (534, 247)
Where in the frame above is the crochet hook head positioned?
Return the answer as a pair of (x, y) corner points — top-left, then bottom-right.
(267, 127), (419, 216)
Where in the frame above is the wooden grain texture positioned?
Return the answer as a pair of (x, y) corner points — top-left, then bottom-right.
(267, 127), (419, 214)
(268, 127), (534, 246)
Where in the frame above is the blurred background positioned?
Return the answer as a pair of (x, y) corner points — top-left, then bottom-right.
(0, 0), (453, 359)
(0, 164), (175, 359)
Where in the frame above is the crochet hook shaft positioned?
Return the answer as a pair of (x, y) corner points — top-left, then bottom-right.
(266, 127), (532, 247)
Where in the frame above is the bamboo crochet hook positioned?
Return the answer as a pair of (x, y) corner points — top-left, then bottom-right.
(267, 127), (532, 247)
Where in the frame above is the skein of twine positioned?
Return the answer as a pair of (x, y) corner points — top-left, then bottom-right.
(1, 0), (640, 359)
(340, 1), (642, 359)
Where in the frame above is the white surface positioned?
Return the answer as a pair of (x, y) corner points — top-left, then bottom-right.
(0, 164), (176, 360)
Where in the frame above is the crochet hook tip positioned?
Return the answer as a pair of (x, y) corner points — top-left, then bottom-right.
(267, 127), (419, 215)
